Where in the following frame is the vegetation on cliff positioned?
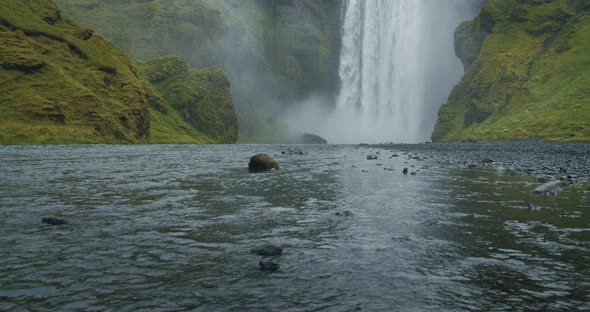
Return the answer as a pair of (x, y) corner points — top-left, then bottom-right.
(55, 0), (342, 141)
(0, 0), (237, 144)
(433, 0), (590, 142)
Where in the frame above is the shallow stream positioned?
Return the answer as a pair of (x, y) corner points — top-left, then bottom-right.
(1, 145), (588, 311)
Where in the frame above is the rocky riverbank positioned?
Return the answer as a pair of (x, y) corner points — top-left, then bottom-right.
(372, 141), (590, 186)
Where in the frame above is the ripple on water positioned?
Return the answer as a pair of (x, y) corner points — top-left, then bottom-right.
(0, 145), (588, 311)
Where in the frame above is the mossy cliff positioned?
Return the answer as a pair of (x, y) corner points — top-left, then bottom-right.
(54, 0), (342, 141)
(0, 0), (237, 144)
(139, 57), (238, 143)
(433, 0), (590, 142)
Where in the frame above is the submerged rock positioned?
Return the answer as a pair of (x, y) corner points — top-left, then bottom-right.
(250, 244), (283, 256)
(248, 154), (279, 172)
(259, 260), (280, 272)
(42, 217), (67, 226)
(335, 210), (353, 217)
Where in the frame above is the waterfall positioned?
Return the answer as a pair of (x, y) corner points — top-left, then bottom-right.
(330, 0), (481, 143)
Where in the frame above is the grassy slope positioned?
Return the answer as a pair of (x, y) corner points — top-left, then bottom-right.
(0, 0), (150, 143)
(433, 0), (590, 142)
(139, 56), (238, 144)
(0, 0), (237, 144)
(54, 0), (341, 142)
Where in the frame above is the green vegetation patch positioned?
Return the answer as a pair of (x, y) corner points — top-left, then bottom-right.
(1, 0), (238, 144)
(433, 0), (590, 142)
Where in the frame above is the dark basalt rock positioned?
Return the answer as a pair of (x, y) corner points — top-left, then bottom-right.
(481, 157), (495, 164)
(250, 244), (283, 256)
(302, 133), (327, 144)
(248, 154), (279, 172)
(42, 217), (67, 226)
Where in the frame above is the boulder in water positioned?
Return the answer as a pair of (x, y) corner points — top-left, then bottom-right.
(250, 244), (283, 256)
(302, 133), (327, 144)
(259, 260), (280, 272)
(248, 154), (279, 172)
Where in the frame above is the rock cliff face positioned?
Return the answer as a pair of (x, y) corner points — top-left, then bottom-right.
(54, 0), (342, 141)
(0, 0), (237, 144)
(433, 0), (590, 142)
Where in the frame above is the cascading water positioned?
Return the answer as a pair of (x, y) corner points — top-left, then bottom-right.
(306, 0), (482, 144)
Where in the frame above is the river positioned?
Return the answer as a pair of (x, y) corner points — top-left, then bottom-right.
(0, 145), (588, 311)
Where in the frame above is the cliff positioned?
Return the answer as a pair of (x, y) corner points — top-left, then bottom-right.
(54, 0), (342, 141)
(0, 0), (237, 144)
(433, 0), (590, 142)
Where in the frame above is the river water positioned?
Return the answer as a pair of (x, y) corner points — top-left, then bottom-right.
(0, 145), (588, 311)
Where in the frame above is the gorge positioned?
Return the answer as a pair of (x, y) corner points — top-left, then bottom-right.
(294, 0), (484, 143)
(1, 2), (589, 311)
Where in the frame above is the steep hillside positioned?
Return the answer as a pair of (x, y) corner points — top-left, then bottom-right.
(433, 0), (590, 142)
(0, 0), (237, 144)
(139, 57), (238, 143)
(54, 0), (342, 141)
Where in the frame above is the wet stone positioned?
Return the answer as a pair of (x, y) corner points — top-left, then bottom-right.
(250, 244), (283, 256)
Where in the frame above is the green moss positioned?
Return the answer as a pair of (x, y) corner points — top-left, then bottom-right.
(138, 57), (238, 143)
(55, 0), (342, 142)
(434, 0), (590, 142)
(0, 0), (151, 144)
(0, 0), (237, 144)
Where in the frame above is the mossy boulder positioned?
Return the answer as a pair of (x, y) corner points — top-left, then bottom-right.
(248, 154), (279, 172)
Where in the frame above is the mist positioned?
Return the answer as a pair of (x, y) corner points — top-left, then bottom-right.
(280, 0), (485, 144)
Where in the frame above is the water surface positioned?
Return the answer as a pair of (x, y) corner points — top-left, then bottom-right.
(1, 145), (588, 311)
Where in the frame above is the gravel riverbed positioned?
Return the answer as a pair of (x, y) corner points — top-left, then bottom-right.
(372, 141), (590, 185)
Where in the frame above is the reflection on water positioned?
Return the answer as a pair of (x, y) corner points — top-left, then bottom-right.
(0, 145), (588, 311)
